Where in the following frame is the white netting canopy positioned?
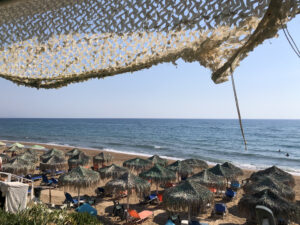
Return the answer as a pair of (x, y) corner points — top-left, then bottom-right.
(0, 0), (299, 89)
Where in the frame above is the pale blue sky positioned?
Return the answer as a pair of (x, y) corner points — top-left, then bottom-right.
(0, 16), (299, 119)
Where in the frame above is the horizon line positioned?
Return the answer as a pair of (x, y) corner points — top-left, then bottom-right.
(0, 117), (300, 120)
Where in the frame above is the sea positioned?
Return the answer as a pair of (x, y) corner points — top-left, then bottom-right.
(0, 118), (299, 175)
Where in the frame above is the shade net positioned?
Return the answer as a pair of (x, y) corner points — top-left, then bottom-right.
(0, 0), (299, 88)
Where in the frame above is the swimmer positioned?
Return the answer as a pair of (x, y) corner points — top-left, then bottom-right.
(286, 153), (289, 157)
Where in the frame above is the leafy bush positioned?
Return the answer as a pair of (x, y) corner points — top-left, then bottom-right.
(0, 203), (102, 225)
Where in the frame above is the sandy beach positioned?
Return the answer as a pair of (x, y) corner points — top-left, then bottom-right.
(1, 140), (300, 225)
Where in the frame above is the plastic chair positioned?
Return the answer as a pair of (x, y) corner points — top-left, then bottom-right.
(225, 188), (236, 199)
(42, 174), (53, 185)
(255, 205), (276, 225)
(214, 203), (226, 216)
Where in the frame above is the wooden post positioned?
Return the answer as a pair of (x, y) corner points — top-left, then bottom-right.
(78, 187), (80, 206)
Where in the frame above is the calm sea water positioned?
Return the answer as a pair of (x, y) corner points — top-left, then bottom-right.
(0, 119), (299, 174)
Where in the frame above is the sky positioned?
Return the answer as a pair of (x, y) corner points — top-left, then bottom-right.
(0, 16), (299, 119)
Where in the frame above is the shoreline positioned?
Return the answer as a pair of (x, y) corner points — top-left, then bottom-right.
(1, 139), (300, 176)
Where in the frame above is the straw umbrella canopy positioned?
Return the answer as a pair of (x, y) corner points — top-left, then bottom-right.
(148, 155), (168, 167)
(0, 141), (6, 146)
(243, 176), (295, 201)
(208, 164), (236, 182)
(66, 148), (82, 158)
(140, 164), (176, 193)
(238, 189), (300, 224)
(166, 160), (193, 181)
(93, 152), (113, 166)
(17, 151), (38, 163)
(31, 145), (45, 150)
(2, 158), (35, 175)
(40, 154), (67, 171)
(105, 172), (150, 209)
(221, 162), (243, 177)
(188, 169), (226, 190)
(40, 148), (64, 161)
(68, 152), (90, 168)
(249, 166), (295, 188)
(98, 164), (128, 179)
(11, 142), (24, 148)
(182, 159), (208, 171)
(0, 153), (10, 163)
(5, 145), (21, 154)
(59, 166), (100, 205)
(163, 180), (214, 223)
(123, 157), (152, 172)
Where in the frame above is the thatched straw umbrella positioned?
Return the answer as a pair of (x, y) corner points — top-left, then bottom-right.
(31, 145), (45, 150)
(68, 152), (90, 169)
(66, 148), (82, 158)
(5, 145), (21, 156)
(40, 148), (64, 161)
(105, 172), (150, 209)
(188, 169), (226, 190)
(243, 176), (295, 201)
(182, 159), (208, 171)
(140, 164), (176, 194)
(0, 141), (6, 147)
(123, 157), (152, 172)
(2, 158), (35, 175)
(238, 189), (300, 224)
(11, 142), (24, 148)
(98, 164), (128, 179)
(166, 160), (193, 181)
(249, 166), (295, 188)
(93, 152), (113, 167)
(0, 153), (10, 163)
(40, 155), (67, 171)
(18, 151), (38, 163)
(148, 155), (168, 167)
(163, 180), (214, 223)
(208, 164), (236, 183)
(221, 162), (243, 177)
(59, 166), (100, 205)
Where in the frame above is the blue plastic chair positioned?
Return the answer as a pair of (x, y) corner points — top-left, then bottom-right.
(165, 219), (175, 225)
(230, 180), (240, 190)
(42, 174), (53, 185)
(65, 192), (78, 204)
(225, 188), (236, 198)
(149, 194), (157, 201)
(51, 178), (58, 184)
(215, 203), (226, 215)
(76, 203), (97, 216)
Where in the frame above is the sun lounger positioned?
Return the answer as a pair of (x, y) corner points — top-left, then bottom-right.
(165, 219), (176, 225)
(157, 193), (163, 202)
(76, 203), (97, 216)
(213, 203), (227, 217)
(25, 174), (43, 181)
(230, 180), (240, 191)
(225, 188), (236, 199)
(51, 178), (58, 184)
(42, 174), (53, 185)
(64, 192), (85, 205)
(140, 194), (158, 204)
(127, 209), (153, 223)
(255, 205), (276, 225)
(168, 214), (180, 225)
(188, 221), (209, 225)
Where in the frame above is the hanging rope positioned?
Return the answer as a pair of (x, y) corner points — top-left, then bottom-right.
(230, 67), (247, 151)
(280, 20), (300, 58)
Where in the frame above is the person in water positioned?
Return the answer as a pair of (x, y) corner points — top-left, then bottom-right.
(278, 149), (281, 152)
(286, 153), (289, 157)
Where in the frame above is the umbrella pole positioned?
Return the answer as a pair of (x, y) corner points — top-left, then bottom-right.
(188, 205), (191, 223)
(49, 188), (52, 204)
(126, 191), (130, 210)
(156, 183), (158, 195)
(78, 187), (80, 206)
